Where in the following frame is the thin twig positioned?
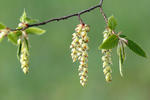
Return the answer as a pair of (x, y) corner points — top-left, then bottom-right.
(99, 6), (108, 24)
(78, 14), (84, 25)
(98, 0), (108, 24)
(99, 0), (116, 34)
(10, 0), (104, 31)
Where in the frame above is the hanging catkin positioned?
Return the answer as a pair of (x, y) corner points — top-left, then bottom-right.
(70, 24), (89, 86)
(101, 29), (113, 82)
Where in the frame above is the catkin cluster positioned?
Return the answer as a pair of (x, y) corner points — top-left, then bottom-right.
(19, 39), (29, 74)
(101, 29), (112, 82)
(70, 24), (90, 86)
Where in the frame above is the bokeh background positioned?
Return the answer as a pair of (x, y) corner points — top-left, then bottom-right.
(0, 0), (150, 100)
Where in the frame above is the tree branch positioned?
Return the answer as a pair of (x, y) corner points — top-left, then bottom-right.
(11, 0), (105, 31)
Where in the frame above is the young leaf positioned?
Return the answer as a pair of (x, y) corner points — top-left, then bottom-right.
(126, 39), (147, 58)
(24, 38), (29, 51)
(119, 35), (127, 38)
(25, 17), (38, 24)
(108, 16), (117, 30)
(117, 40), (126, 77)
(17, 39), (22, 59)
(25, 27), (46, 35)
(20, 10), (27, 23)
(118, 47), (123, 77)
(99, 34), (119, 49)
(0, 23), (6, 30)
(15, 31), (22, 36)
(8, 32), (19, 45)
(20, 10), (37, 24)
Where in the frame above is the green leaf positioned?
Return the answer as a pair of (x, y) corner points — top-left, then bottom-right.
(25, 17), (38, 24)
(15, 31), (22, 36)
(20, 10), (27, 23)
(99, 34), (119, 49)
(8, 32), (20, 45)
(108, 16), (117, 30)
(126, 39), (147, 58)
(119, 35), (147, 58)
(25, 27), (46, 35)
(17, 39), (22, 59)
(119, 35), (127, 38)
(16, 26), (23, 30)
(0, 23), (6, 30)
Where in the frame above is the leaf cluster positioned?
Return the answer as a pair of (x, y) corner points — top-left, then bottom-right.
(0, 10), (46, 45)
(99, 16), (147, 77)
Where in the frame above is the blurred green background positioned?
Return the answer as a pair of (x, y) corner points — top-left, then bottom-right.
(0, 0), (150, 100)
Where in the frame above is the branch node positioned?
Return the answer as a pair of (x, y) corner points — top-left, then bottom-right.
(78, 14), (84, 25)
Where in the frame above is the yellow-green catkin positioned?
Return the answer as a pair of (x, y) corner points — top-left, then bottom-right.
(19, 39), (29, 74)
(102, 29), (112, 82)
(70, 24), (90, 87)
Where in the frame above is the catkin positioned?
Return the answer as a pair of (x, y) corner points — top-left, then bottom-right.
(19, 39), (29, 74)
(70, 24), (89, 86)
(101, 29), (112, 82)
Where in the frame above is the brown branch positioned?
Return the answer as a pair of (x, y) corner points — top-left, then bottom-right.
(11, 0), (104, 31)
